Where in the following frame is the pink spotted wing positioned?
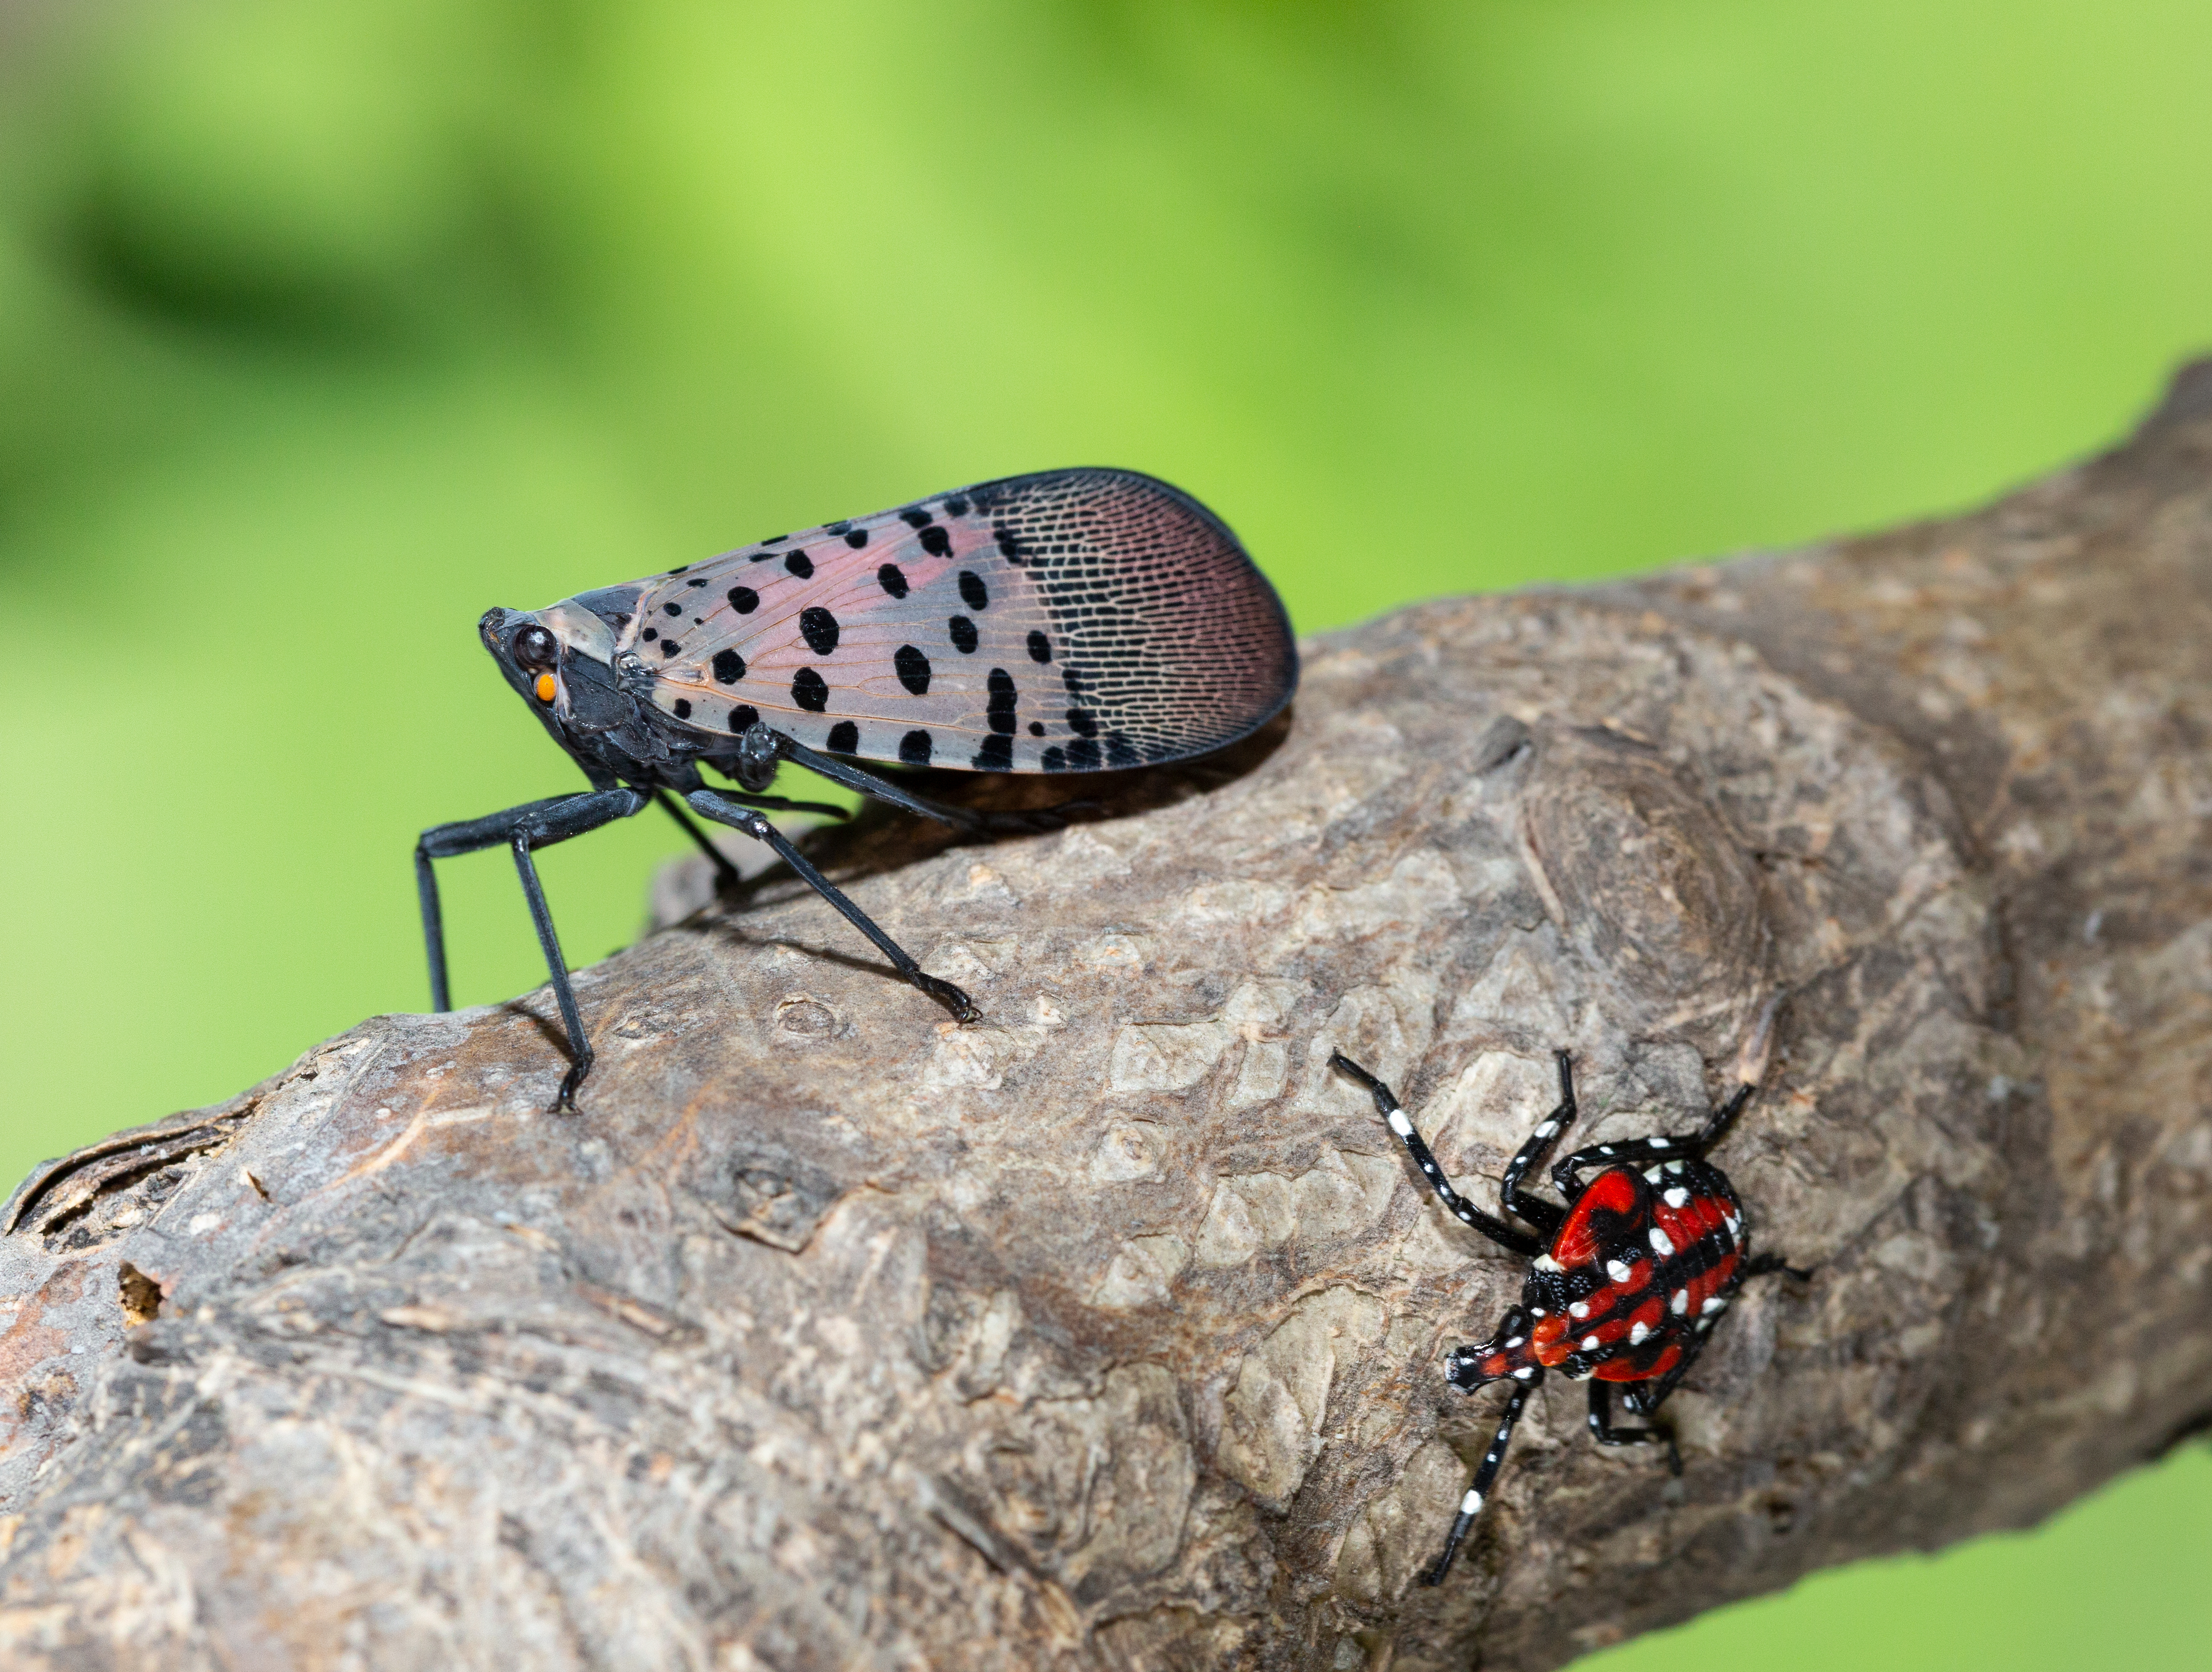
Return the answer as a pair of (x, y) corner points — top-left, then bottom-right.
(608, 468), (1295, 772)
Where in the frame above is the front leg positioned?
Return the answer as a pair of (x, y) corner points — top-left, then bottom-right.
(416, 786), (647, 1110)
(1497, 1050), (1576, 1237)
(1329, 1053), (1542, 1257)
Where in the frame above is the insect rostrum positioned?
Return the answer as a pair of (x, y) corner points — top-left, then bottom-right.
(415, 468), (1297, 1111)
(1330, 1048), (1810, 1584)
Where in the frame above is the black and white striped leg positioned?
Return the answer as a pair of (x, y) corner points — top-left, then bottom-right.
(1498, 1050), (1575, 1237)
(1551, 1133), (1720, 1201)
(1328, 1053), (1542, 1257)
(1424, 1380), (1531, 1587)
(685, 789), (980, 1023)
(1588, 1380), (1682, 1476)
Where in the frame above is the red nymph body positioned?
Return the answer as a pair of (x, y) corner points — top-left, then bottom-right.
(1331, 1049), (1806, 1584)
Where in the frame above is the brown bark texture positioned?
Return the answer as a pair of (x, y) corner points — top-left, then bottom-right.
(4, 366), (2212, 1672)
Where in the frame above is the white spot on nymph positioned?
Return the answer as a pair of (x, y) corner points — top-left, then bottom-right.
(1665, 1160), (1685, 1175)
(1569, 1301), (1590, 1319)
(1534, 1254), (1564, 1273)
(1513, 1366), (1536, 1380)
(1461, 1489), (1485, 1515)
(1530, 1307), (1547, 1317)
(1697, 1317), (1714, 1331)
(1534, 1121), (1559, 1140)
(1726, 1215), (1742, 1237)
(1629, 1321), (1651, 1345)
(1670, 1290), (1687, 1315)
(1649, 1227), (1676, 1257)
(1644, 1166), (1664, 1183)
(1387, 1110), (1414, 1138)
(1581, 1334), (1601, 1351)
(1664, 1188), (1690, 1209)
(1649, 1136), (1670, 1149)
(1702, 1295), (1729, 1315)
(1505, 1336), (1525, 1349)
(1598, 1145), (1614, 1155)
(1606, 1259), (1633, 1283)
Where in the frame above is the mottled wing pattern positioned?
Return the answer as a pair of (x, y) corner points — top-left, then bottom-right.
(617, 468), (1295, 772)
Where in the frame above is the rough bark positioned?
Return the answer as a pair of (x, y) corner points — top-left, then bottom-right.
(4, 365), (2211, 1672)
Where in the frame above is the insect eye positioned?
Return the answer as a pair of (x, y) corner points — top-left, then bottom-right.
(513, 624), (559, 671)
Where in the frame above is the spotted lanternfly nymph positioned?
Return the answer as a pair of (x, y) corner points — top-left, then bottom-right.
(417, 468), (1297, 1110)
(1330, 1048), (1809, 1584)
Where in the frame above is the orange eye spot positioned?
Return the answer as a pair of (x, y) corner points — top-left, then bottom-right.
(534, 673), (557, 703)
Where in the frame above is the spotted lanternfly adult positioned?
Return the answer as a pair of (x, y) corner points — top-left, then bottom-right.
(417, 468), (1296, 1110)
(1330, 1048), (1809, 1584)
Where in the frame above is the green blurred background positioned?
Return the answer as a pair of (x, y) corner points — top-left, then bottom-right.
(1, 0), (2205, 1663)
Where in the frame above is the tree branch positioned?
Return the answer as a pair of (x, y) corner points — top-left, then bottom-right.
(4, 364), (2210, 1671)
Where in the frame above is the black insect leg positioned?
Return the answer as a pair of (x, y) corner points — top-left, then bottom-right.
(1588, 1380), (1683, 1476)
(685, 789), (980, 1023)
(1498, 1050), (1576, 1237)
(1328, 1053), (1542, 1257)
(1424, 1380), (1531, 1586)
(653, 791), (744, 895)
(1550, 1133), (1708, 1200)
(775, 735), (1095, 835)
(508, 834), (595, 1112)
(1685, 1080), (1759, 1155)
(415, 787), (649, 1110)
(653, 789), (851, 899)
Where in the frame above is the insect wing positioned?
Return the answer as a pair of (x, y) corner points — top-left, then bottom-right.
(622, 468), (1296, 772)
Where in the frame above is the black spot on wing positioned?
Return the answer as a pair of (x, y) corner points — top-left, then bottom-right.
(900, 508), (934, 528)
(826, 720), (859, 753)
(971, 734), (1013, 771)
(785, 551), (814, 579)
(791, 668), (828, 712)
(673, 698), (692, 719)
(1028, 721), (1045, 736)
(712, 650), (745, 684)
(918, 525), (950, 557)
(1026, 630), (1052, 663)
(844, 528), (868, 548)
(877, 563), (909, 599)
(894, 645), (931, 695)
(1041, 745), (1067, 771)
(800, 607), (840, 656)
(959, 570), (989, 610)
(729, 704), (760, 732)
(899, 729), (932, 765)
(986, 668), (1017, 735)
(1065, 708), (1097, 736)
(662, 602), (682, 617)
(943, 496), (969, 517)
(660, 639), (682, 657)
(728, 585), (758, 614)
(948, 616), (978, 654)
